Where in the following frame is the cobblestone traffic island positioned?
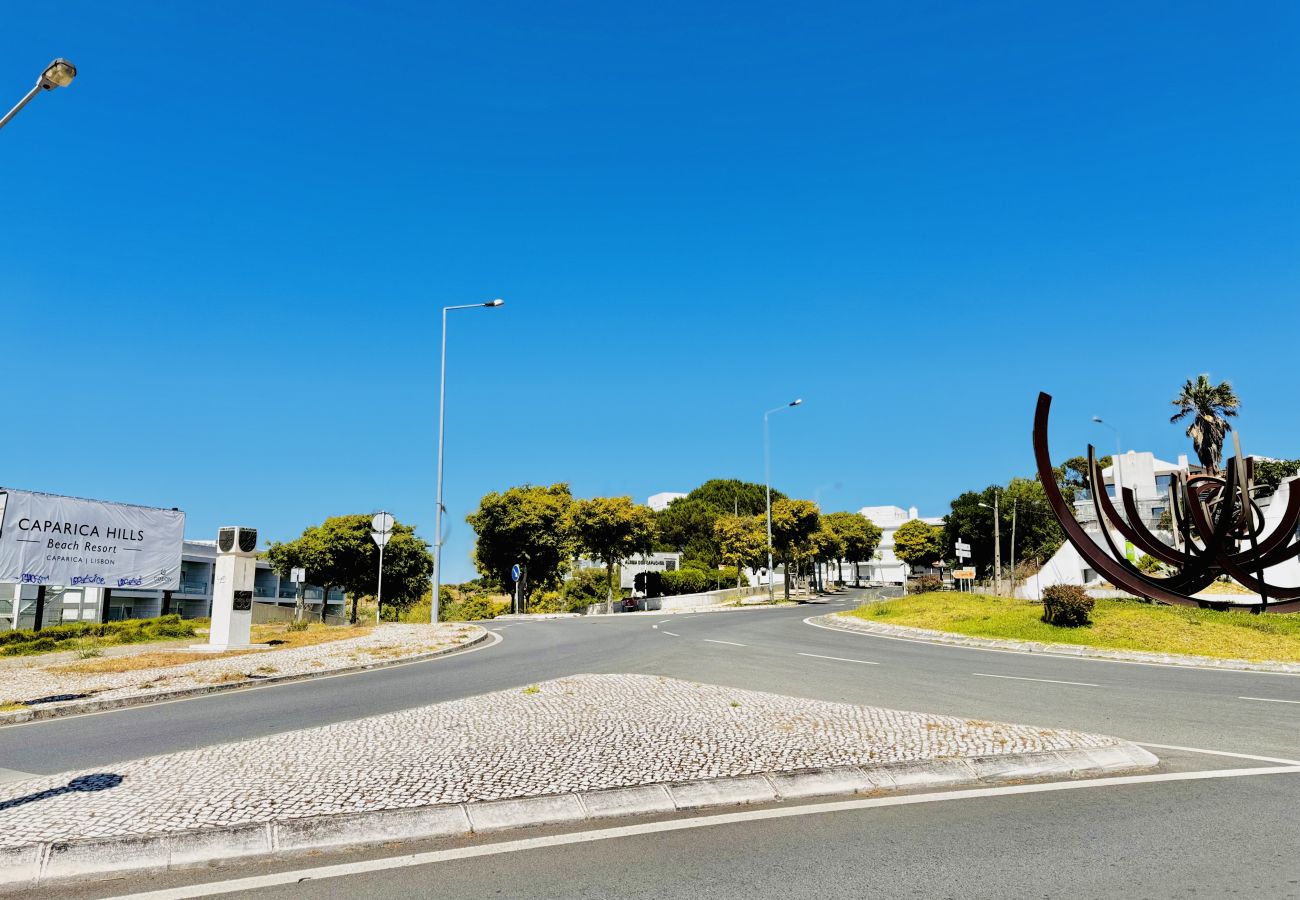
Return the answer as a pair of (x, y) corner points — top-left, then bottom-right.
(0, 623), (484, 720)
(0, 674), (1147, 851)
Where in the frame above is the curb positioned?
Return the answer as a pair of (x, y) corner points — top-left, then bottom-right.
(0, 743), (1157, 889)
(0, 629), (492, 727)
(814, 615), (1300, 675)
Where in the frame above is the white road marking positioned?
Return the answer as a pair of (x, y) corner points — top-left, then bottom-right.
(797, 652), (879, 666)
(1, 630), (505, 730)
(1239, 696), (1300, 705)
(652, 625), (658, 630)
(1135, 741), (1300, 766)
(802, 615), (1300, 677)
(658, 619), (672, 624)
(972, 673), (1099, 687)
(703, 639), (746, 647)
(102, 765), (1300, 900)
(661, 631), (681, 637)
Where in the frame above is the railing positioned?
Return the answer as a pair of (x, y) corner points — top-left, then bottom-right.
(176, 579), (210, 594)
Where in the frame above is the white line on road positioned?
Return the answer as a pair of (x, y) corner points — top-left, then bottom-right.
(703, 639), (747, 647)
(1239, 696), (1300, 705)
(797, 653), (879, 666)
(661, 631), (681, 637)
(102, 765), (1300, 900)
(652, 625), (658, 630)
(1135, 741), (1300, 766)
(972, 673), (1099, 687)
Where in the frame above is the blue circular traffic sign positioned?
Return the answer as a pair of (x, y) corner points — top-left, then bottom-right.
(511, 564), (521, 582)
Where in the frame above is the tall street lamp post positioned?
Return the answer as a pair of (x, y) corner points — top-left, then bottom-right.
(764, 398), (802, 603)
(432, 299), (504, 624)
(1, 59), (77, 131)
(1091, 415), (1123, 497)
(979, 492), (1001, 595)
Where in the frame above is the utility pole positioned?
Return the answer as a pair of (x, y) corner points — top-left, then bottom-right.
(992, 491), (1002, 595)
(1009, 499), (1017, 595)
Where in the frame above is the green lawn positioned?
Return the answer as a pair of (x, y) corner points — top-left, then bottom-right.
(845, 592), (1300, 663)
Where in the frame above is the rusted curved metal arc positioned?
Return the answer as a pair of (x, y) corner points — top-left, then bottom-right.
(1224, 482), (1300, 565)
(1083, 445), (1185, 566)
(1149, 466), (1241, 593)
(1116, 484), (1187, 566)
(1214, 552), (1300, 601)
(1085, 448), (1136, 572)
(1169, 473), (1206, 555)
(1033, 392), (1201, 607)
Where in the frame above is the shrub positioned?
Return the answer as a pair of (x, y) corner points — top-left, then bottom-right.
(563, 568), (612, 609)
(1041, 584), (1094, 627)
(660, 568), (710, 596)
(0, 614), (195, 654)
(907, 575), (942, 594)
(440, 595), (510, 621)
(1136, 554), (1162, 575)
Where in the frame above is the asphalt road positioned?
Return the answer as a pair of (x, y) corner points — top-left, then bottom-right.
(6, 590), (1300, 898)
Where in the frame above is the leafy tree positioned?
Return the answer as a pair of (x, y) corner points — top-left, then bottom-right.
(770, 499), (820, 601)
(567, 496), (657, 613)
(1252, 458), (1300, 497)
(809, 523), (844, 591)
(1053, 455), (1112, 506)
(685, 479), (785, 517)
(822, 512), (883, 587)
(893, 518), (944, 571)
(713, 514), (768, 587)
(943, 487), (999, 575)
(1001, 477), (1065, 564)
(654, 498), (721, 566)
(267, 514), (432, 624)
(466, 483), (574, 605)
(1170, 374), (1240, 475)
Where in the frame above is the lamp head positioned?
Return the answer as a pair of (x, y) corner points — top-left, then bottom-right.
(790, 398), (802, 407)
(484, 299), (504, 307)
(39, 58), (76, 89)
(1091, 416), (1103, 424)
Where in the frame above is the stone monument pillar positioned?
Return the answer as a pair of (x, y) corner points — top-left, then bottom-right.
(200, 526), (267, 652)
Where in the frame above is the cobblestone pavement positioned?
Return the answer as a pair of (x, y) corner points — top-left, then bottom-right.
(0, 674), (1123, 847)
(0, 624), (480, 710)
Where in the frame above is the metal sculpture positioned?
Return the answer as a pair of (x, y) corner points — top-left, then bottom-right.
(1033, 392), (1300, 613)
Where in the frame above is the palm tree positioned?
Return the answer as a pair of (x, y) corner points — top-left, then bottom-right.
(1170, 374), (1240, 475)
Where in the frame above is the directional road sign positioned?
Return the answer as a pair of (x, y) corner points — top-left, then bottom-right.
(511, 564), (522, 583)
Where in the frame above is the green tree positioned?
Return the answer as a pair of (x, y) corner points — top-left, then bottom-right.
(713, 514), (768, 587)
(568, 496), (657, 613)
(809, 523), (844, 592)
(1001, 477), (1065, 564)
(654, 498), (721, 566)
(267, 514), (432, 624)
(1053, 455), (1113, 506)
(1252, 459), (1300, 497)
(466, 483), (574, 605)
(823, 512), (883, 587)
(685, 478), (786, 516)
(893, 518), (944, 572)
(1170, 374), (1240, 475)
(770, 499), (820, 601)
(943, 488), (999, 575)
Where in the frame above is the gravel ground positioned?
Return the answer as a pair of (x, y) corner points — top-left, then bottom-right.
(0, 673), (1124, 847)
(0, 624), (480, 710)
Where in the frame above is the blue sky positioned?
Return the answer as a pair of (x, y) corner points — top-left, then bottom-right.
(4, 1), (1298, 583)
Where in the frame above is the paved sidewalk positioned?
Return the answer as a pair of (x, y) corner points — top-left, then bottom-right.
(0, 674), (1132, 849)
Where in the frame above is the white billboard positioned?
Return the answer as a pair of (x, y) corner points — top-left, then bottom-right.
(0, 489), (185, 590)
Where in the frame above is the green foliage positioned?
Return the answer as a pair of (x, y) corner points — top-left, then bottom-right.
(266, 514), (432, 623)
(1052, 455), (1112, 505)
(568, 496), (657, 612)
(287, 618), (310, 632)
(1041, 584), (1094, 627)
(822, 512), (883, 581)
(713, 514), (768, 582)
(1136, 553), (1163, 574)
(660, 567), (711, 595)
(0, 615), (195, 656)
(440, 594), (511, 621)
(654, 498), (720, 566)
(893, 518), (944, 568)
(1253, 459), (1300, 497)
(685, 479), (784, 516)
(562, 568), (612, 610)
(771, 499), (820, 600)
(1170, 374), (1240, 475)
(466, 483), (575, 603)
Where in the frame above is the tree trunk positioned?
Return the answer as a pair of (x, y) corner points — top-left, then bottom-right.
(854, 558), (862, 588)
(605, 561), (614, 614)
(783, 557), (790, 601)
(350, 592), (358, 625)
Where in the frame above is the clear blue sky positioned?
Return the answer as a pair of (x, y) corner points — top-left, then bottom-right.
(4, 2), (1298, 583)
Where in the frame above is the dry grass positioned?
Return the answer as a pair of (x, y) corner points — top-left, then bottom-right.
(849, 593), (1300, 662)
(1198, 580), (1255, 596)
(47, 622), (369, 675)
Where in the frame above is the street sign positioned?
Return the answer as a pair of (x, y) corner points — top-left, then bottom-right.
(371, 530), (391, 548)
(955, 540), (971, 553)
(511, 564), (521, 583)
(953, 568), (976, 580)
(290, 567), (306, 584)
(372, 512), (394, 534)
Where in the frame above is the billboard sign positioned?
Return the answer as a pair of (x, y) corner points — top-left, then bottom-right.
(953, 568), (977, 580)
(0, 489), (184, 590)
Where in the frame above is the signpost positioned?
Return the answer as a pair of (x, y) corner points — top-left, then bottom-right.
(954, 539), (972, 592)
(371, 512), (394, 624)
(290, 566), (307, 623)
(511, 563), (522, 614)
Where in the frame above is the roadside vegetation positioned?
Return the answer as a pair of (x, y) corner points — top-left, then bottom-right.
(0, 615), (196, 657)
(847, 592), (1300, 662)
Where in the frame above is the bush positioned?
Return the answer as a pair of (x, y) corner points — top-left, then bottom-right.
(0, 614), (195, 655)
(660, 568), (710, 596)
(907, 575), (942, 594)
(440, 595), (510, 621)
(1041, 584), (1094, 627)
(563, 568), (612, 609)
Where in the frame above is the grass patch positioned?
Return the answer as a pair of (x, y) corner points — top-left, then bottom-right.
(0, 615), (196, 657)
(847, 593), (1300, 662)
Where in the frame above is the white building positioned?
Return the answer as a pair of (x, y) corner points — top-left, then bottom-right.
(646, 492), (687, 512)
(855, 505), (946, 584)
(0, 540), (346, 630)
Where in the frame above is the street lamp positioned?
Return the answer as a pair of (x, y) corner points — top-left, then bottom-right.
(764, 398), (802, 603)
(1091, 415), (1123, 501)
(1, 59), (77, 132)
(979, 492), (1001, 595)
(431, 299), (504, 625)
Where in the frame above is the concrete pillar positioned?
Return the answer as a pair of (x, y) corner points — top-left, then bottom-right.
(197, 527), (267, 652)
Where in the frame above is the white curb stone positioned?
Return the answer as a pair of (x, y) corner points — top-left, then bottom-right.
(577, 784), (676, 818)
(275, 805), (472, 852)
(466, 794), (587, 832)
(666, 775), (779, 810)
(766, 767), (876, 800)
